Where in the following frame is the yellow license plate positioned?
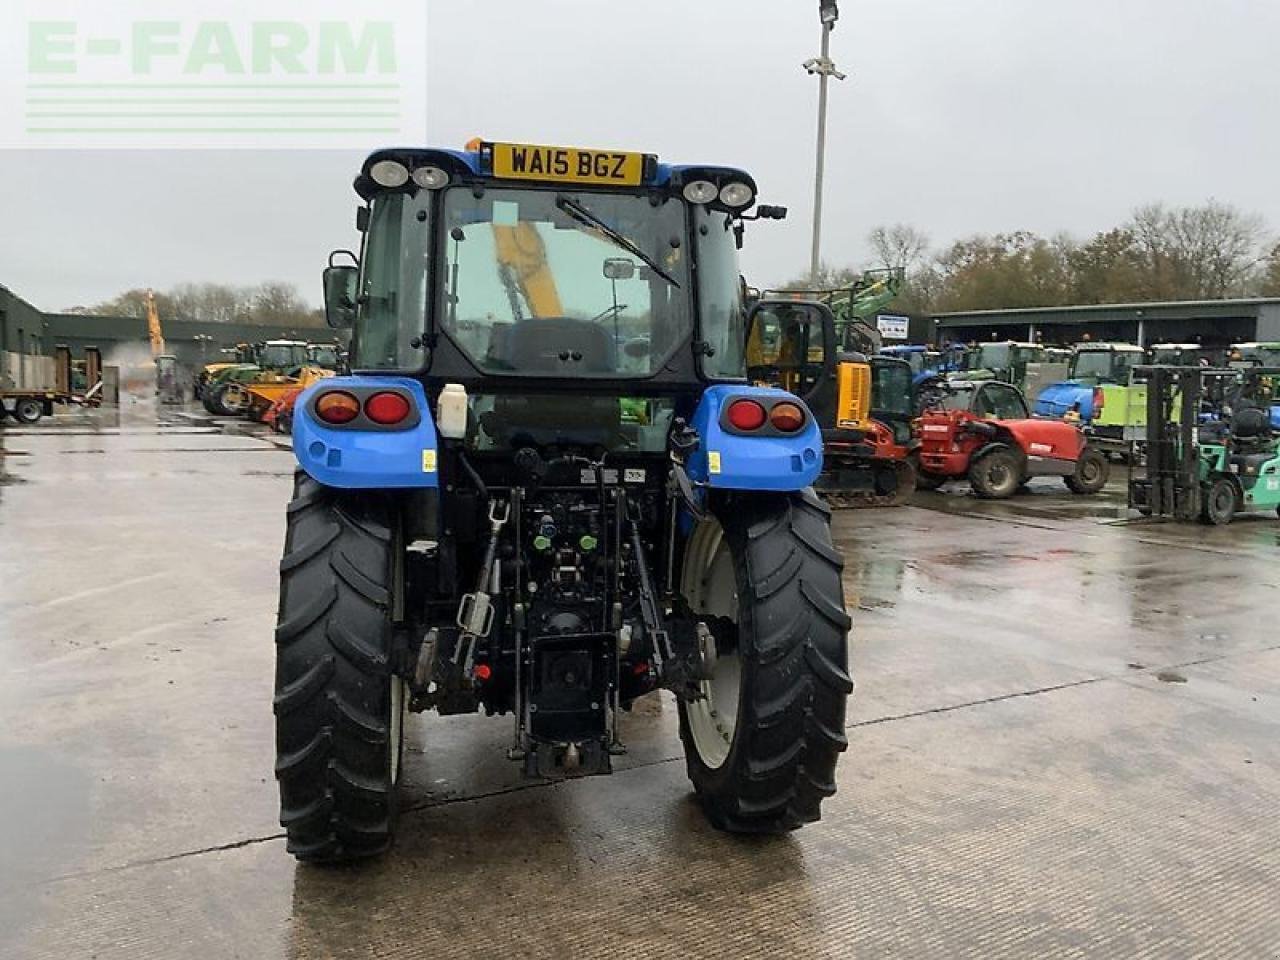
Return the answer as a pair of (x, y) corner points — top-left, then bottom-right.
(490, 142), (645, 186)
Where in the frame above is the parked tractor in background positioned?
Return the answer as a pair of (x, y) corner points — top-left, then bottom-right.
(880, 344), (944, 385)
(1130, 365), (1280, 524)
(916, 379), (1109, 498)
(273, 141), (852, 862)
(960, 341), (1046, 390)
(1231, 343), (1280, 429)
(746, 297), (917, 506)
(1033, 343), (1148, 452)
(307, 342), (344, 371)
(203, 340), (311, 417)
(195, 343), (256, 400)
(1147, 343), (1224, 367)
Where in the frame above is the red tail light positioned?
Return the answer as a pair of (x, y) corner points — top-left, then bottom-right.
(727, 398), (767, 431)
(364, 391), (412, 425)
(315, 390), (360, 424)
(769, 402), (806, 433)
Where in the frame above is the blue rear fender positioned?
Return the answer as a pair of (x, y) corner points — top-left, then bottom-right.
(1034, 380), (1094, 421)
(292, 376), (440, 489)
(685, 385), (823, 491)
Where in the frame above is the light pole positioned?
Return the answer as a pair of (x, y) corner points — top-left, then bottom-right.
(805, 0), (847, 282)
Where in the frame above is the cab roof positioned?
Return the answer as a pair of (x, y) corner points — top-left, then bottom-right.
(354, 145), (757, 208)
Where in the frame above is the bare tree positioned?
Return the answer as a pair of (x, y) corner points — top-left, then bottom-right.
(1128, 201), (1264, 299)
(1258, 242), (1280, 297)
(868, 223), (930, 274)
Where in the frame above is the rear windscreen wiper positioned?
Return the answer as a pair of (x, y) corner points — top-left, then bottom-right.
(555, 194), (681, 289)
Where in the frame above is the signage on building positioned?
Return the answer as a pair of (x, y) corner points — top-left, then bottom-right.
(877, 314), (910, 341)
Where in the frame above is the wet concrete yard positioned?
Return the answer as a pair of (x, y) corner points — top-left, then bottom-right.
(2, 407), (1278, 958)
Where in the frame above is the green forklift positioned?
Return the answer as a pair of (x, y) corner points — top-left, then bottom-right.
(1129, 365), (1280, 524)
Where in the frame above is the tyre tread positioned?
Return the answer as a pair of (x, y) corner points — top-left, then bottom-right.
(274, 470), (398, 863)
(679, 489), (852, 834)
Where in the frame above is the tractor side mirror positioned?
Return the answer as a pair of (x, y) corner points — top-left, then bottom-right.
(603, 257), (635, 281)
(323, 250), (359, 329)
(323, 266), (358, 329)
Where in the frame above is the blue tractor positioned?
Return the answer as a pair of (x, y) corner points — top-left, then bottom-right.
(879, 344), (944, 385)
(274, 141), (853, 861)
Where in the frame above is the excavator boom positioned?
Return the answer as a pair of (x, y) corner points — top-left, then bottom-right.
(145, 289), (165, 357)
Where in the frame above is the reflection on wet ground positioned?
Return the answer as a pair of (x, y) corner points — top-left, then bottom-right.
(1, 407), (1277, 958)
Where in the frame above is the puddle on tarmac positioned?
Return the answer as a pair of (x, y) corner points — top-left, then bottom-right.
(0, 746), (94, 942)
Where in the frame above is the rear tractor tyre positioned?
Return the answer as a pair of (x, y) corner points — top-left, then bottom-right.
(1199, 477), (1237, 526)
(1065, 447), (1110, 495)
(677, 488), (853, 833)
(968, 448), (1022, 500)
(274, 470), (404, 862)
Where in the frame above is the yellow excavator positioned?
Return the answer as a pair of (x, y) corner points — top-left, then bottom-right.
(746, 292), (918, 507)
(147, 290), (185, 404)
(493, 222), (564, 318)
(146, 289), (165, 357)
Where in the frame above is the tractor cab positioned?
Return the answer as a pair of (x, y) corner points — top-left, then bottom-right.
(931, 379), (1030, 420)
(879, 344), (940, 384)
(307, 343), (343, 370)
(969, 341), (1044, 387)
(1230, 342), (1280, 368)
(259, 340), (310, 372)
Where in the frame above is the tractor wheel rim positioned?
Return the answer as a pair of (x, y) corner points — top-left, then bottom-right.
(683, 520), (741, 771)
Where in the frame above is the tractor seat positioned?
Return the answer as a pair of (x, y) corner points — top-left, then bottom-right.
(1230, 451), (1276, 477)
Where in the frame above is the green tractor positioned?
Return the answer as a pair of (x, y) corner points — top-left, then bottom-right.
(1129, 365), (1280, 524)
(960, 340), (1045, 390)
(202, 340), (311, 416)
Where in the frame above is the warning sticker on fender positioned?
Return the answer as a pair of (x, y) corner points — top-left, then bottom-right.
(1029, 442), (1054, 455)
(708, 452), (722, 474)
(422, 450), (437, 473)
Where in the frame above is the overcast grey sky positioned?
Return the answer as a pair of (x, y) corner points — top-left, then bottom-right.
(2, 0), (1278, 312)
